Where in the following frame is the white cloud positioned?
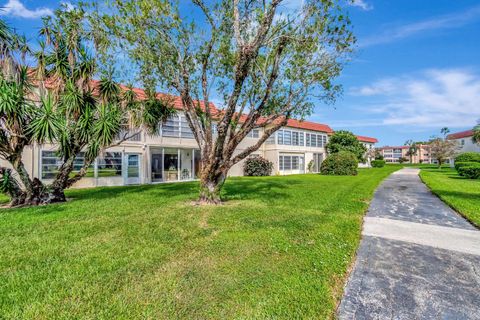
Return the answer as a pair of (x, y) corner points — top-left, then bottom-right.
(348, 69), (480, 128)
(361, 5), (480, 47)
(0, 0), (53, 19)
(349, 0), (373, 11)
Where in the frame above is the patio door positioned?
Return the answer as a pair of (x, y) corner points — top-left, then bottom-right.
(125, 153), (141, 185)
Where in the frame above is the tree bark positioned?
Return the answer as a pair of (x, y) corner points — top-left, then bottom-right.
(198, 165), (227, 205)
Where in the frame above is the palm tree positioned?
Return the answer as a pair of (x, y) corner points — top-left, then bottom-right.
(405, 140), (418, 163)
(0, 9), (176, 206)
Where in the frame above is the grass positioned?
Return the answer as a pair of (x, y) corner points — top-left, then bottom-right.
(0, 166), (399, 319)
(420, 167), (480, 228)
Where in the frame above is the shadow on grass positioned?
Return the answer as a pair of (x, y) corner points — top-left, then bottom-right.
(223, 176), (301, 202)
(61, 176), (300, 205)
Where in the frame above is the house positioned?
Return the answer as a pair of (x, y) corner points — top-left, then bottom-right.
(376, 144), (433, 164)
(357, 136), (379, 167)
(0, 85), (378, 188)
(447, 130), (480, 153)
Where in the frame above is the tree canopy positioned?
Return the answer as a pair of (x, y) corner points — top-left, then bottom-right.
(326, 130), (366, 162)
(87, 0), (356, 203)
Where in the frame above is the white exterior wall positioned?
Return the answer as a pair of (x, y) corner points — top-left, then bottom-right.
(453, 137), (480, 153)
(1, 113), (375, 188)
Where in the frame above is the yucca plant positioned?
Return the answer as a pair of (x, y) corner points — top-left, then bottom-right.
(0, 8), (175, 207)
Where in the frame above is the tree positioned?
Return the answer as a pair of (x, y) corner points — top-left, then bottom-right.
(404, 140), (418, 163)
(326, 130), (367, 162)
(374, 150), (384, 160)
(398, 157), (408, 164)
(88, 0), (355, 204)
(429, 128), (458, 168)
(472, 122), (480, 145)
(0, 9), (175, 206)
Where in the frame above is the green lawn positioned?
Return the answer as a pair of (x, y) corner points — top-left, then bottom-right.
(0, 166), (398, 319)
(420, 167), (480, 228)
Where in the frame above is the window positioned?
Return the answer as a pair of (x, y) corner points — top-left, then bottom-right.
(305, 133), (327, 147)
(180, 117), (194, 138)
(162, 115), (180, 137)
(277, 130), (304, 146)
(461, 139), (465, 146)
(41, 151), (92, 179)
(162, 115), (195, 138)
(41, 151), (62, 179)
(279, 155), (304, 171)
(97, 152), (122, 177)
(247, 129), (260, 138)
(283, 130), (292, 145)
(266, 134), (276, 145)
(117, 129), (141, 142)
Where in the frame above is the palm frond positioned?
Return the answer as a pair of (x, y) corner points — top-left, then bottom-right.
(27, 93), (62, 144)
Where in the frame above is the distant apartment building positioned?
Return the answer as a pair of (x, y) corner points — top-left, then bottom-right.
(376, 144), (432, 164)
(0, 85), (378, 188)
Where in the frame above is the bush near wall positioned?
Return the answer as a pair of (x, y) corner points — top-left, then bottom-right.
(457, 163), (480, 179)
(455, 152), (480, 163)
(243, 157), (273, 176)
(454, 161), (479, 171)
(371, 160), (386, 168)
(320, 151), (358, 176)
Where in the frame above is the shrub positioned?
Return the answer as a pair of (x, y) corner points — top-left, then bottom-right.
(243, 156), (273, 176)
(457, 163), (480, 179)
(454, 161), (479, 171)
(455, 152), (480, 163)
(321, 151), (358, 176)
(371, 160), (386, 168)
(398, 157), (408, 164)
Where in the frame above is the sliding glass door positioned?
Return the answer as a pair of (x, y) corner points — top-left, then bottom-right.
(151, 148), (199, 182)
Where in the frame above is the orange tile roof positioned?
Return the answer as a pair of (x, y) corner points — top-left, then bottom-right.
(356, 135), (378, 143)
(31, 72), (373, 136)
(285, 119), (333, 133)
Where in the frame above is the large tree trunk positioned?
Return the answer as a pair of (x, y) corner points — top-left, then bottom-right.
(49, 156), (76, 203)
(198, 166), (227, 205)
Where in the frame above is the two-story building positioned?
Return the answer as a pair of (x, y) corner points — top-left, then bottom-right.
(447, 130), (480, 154)
(376, 144), (432, 164)
(0, 86), (378, 188)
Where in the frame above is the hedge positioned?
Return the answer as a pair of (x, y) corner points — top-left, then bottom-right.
(371, 160), (386, 168)
(457, 163), (480, 179)
(455, 152), (480, 163)
(243, 156), (273, 176)
(454, 161), (479, 171)
(320, 151), (358, 176)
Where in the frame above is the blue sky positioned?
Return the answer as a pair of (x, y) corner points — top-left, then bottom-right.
(1, 0), (479, 146)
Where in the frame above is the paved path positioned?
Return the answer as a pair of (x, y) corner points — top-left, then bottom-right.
(338, 168), (480, 320)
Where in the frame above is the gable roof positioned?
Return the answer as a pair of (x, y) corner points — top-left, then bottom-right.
(447, 130), (473, 140)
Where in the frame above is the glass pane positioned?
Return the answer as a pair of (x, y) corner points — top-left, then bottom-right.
(162, 116), (180, 137)
(277, 130), (283, 144)
(164, 148), (179, 181)
(127, 155), (139, 178)
(180, 149), (193, 180)
(292, 156), (299, 170)
(284, 156), (291, 170)
(180, 117), (194, 138)
(151, 153), (163, 182)
(284, 131), (292, 145)
(97, 152), (122, 177)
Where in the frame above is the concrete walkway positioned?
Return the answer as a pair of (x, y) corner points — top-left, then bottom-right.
(338, 168), (480, 320)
